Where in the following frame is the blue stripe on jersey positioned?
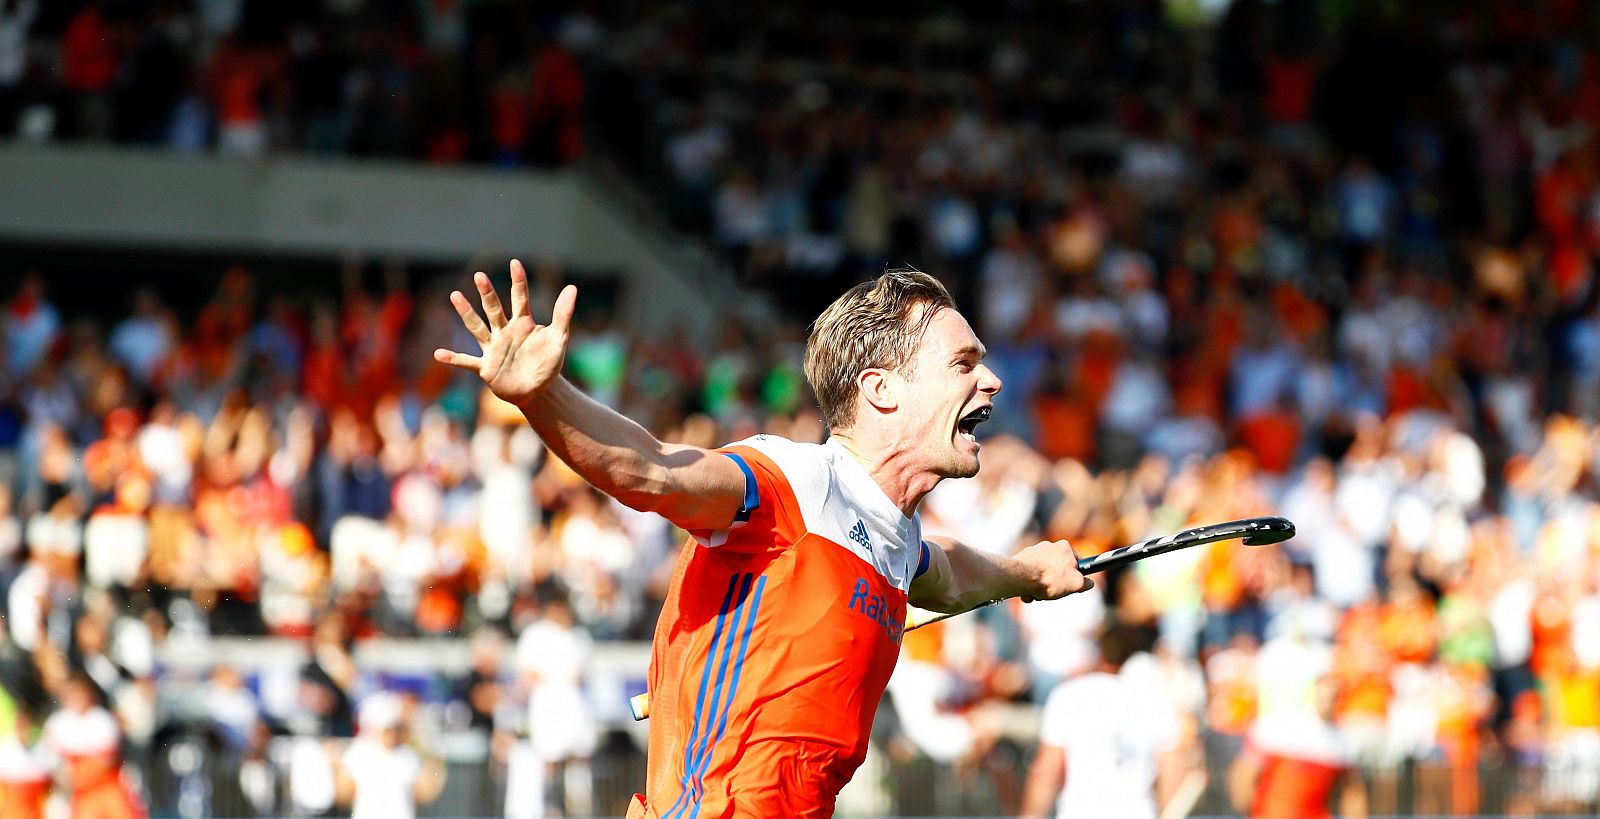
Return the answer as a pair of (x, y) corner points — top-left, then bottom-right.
(722, 453), (760, 523)
(662, 574), (742, 819)
(687, 575), (767, 819)
(674, 572), (754, 816)
(916, 540), (931, 578)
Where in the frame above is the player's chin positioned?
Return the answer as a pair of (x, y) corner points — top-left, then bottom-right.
(942, 444), (982, 478)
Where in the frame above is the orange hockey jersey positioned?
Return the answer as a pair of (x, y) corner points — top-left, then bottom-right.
(633, 435), (926, 818)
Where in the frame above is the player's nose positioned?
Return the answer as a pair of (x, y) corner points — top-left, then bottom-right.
(977, 363), (1002, 396)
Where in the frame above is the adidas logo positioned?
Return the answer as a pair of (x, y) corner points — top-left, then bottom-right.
(847, 519), (872, 551)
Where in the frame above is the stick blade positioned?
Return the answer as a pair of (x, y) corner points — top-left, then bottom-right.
(1240, 516), (1296, 546)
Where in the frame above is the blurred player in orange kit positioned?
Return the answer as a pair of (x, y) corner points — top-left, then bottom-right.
(42, 673), (146, 819)
(436, 264), (1095, 817)
(1228, 676), (1366, 819)
(0, 710), (50, 819)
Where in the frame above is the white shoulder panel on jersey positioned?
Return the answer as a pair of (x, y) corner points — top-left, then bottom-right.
(725, 435), (921, 593)
(725, 434), (833, 532)
(690, 434), (832, 548)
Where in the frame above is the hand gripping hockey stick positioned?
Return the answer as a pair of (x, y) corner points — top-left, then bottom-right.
(629, 516), (1295, 720)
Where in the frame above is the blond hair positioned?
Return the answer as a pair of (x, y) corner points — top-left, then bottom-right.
(804, 268), (955, 431)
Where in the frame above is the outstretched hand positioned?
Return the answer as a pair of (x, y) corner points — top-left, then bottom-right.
(433, 259), (578, 407)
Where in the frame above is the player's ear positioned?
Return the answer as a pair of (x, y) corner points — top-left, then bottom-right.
(857, 368), (898, 414)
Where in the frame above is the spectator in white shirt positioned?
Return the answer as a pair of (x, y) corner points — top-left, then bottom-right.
(335, 691), (445, 819)
(515, 595), (596, 816)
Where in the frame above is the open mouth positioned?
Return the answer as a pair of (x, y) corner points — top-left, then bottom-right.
(957, 406), (992, 443)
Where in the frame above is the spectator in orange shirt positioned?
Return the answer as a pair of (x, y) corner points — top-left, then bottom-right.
(1530, 574), (1576, 680)
(1430, 661), (1491, 815)
(1330, 622), (1392, 765)
(1262, 49), (1318, 128)
(1379, 576), (1437, 665)
(60, 0), (119, 139)
(1236, 392), (1303, 477)
(1206, 633), (1260, 737)
(488, 70), (529, 166)
(1030, 367), (1097, 463)
(1542, 644), (1600, 812)
(528, 38), (584, 166)
(211, 36), (291, 158)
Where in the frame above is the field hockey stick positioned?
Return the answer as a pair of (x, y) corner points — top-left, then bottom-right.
(904, 515), (1295, 630)
(629, 516), (1294, 720)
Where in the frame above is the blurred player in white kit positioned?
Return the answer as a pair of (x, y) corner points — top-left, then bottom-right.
(1020, 624), (1188, 819)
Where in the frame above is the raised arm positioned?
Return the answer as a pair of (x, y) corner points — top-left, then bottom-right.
(909, 534), (1092, 614)
(434, 260), (745, 531)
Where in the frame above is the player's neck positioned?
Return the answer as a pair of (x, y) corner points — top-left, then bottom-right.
(828, 430), (936, 519)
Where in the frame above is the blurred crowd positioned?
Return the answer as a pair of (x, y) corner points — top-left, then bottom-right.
(4, 0), (1600, 815)
(0, 260), (1597, 815)
(0, 0), (592, 165)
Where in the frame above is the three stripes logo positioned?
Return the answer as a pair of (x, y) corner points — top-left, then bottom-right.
(664, 572), (767, 819)
(847, 519), (873, 552)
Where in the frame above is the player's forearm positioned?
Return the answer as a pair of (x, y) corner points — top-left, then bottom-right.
(413, 758), (447, 804)
(926, 537), (1046, 612)
(1226, 755), (1259, 814)
(1019, 743), (1064, 819)
(1018, 781), (1056, 819)
(334, 770), (355, 805)
(516, 378), (741, 529)
(516, 377), (681, 511)
(1153, 747), (1185, 815)
(1338, 772), (1368, 818)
